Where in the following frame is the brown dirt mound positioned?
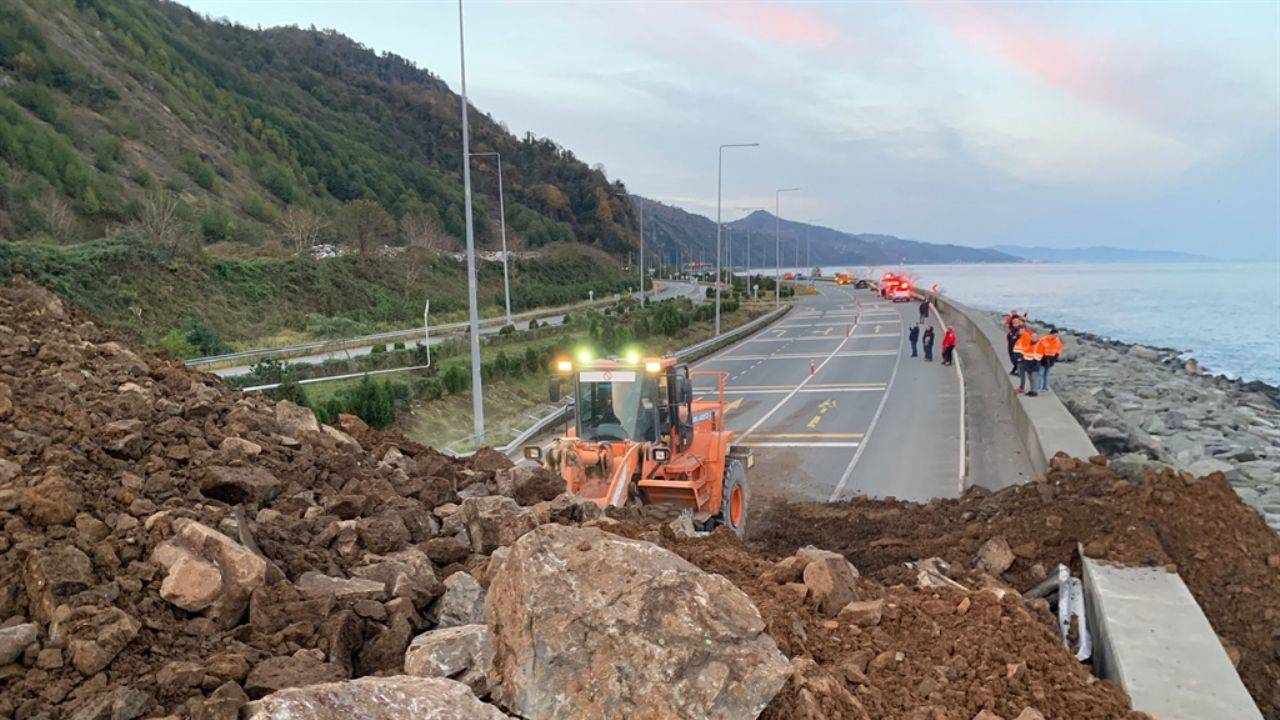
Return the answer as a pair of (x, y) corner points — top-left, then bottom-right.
(0, 279), (524, 718)
(750, 455), (1280, 718)
(619, 524), (1146, 720)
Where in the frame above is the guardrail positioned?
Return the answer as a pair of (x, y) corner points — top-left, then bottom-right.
(446, 303), (792, 458)
(187, 281), (704, 371)
(929, 292), (1096, 475)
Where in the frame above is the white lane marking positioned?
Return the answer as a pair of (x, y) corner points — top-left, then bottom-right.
(775, 319), (900, 329)
(930, 300), (967, 490)
(828, 310), (906, 502)
(708, 350), (896, 362)
(748, 334), (897, 342)
(737, 321), (860, 441)
(694, 387), (884, 396)
(739, 442), (861, 448)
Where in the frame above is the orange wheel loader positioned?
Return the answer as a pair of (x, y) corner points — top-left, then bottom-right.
(523, 355), (753, 536)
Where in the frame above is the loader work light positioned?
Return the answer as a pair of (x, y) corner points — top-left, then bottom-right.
(644, 359), (662, 374)
(554, 357), (573, 375)
(575, 348), (593, 365)
(652, 447), (671, 462)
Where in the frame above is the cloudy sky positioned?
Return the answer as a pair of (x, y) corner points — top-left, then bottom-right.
(185, 1), (1279, 260)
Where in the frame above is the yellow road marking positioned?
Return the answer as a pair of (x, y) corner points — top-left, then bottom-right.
(751, 433), (864, 439)
(724, 398), (744, 412)
(875, 325), (881, 333)
(806, 414), (822, 429)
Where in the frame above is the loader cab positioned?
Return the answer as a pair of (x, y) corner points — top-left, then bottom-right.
(551, 357), (694, 450)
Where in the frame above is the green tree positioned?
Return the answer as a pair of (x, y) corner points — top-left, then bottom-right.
(335, 198), (395, 256)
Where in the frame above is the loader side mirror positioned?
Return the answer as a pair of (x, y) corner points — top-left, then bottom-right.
(679, 376), (693, 405)
(548, 378), (562, 403)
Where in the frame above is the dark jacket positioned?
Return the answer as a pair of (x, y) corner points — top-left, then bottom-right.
(908, 326), (920, 342)
(919, 300), (930, 315)
(922, 328), (935, 348)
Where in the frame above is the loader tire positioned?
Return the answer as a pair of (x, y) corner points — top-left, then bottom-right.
(718, 459), (748, 539)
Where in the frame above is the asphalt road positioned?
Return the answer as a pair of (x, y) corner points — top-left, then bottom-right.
(215, 280), (702, 378)
(691, 283), (963, 509)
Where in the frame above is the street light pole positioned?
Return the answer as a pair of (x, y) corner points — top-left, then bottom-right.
(468, 151), (511, 325)
(457, 0), (484, 444)
(774, 188), (800, 307)
(716, 142), (759, 335)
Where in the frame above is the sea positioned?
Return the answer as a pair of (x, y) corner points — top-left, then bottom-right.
(806, 262), (1280, 386)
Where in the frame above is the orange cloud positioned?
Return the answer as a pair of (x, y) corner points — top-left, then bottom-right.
(699, 1), (842, 49)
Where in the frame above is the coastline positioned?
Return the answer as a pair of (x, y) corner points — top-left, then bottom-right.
(1025, 318), (1280, 532)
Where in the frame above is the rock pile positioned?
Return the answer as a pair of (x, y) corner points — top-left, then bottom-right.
(0, 279), (801, 720)
(1048, 328), (1280, 531)
(0, 280), (586, 718)
(751, 453), (1280, 718)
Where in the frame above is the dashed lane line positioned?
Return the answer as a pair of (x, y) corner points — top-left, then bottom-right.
(828, 302), (907, 502)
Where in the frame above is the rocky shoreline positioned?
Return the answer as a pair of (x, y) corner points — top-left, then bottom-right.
(1043, 323), (1280, 531)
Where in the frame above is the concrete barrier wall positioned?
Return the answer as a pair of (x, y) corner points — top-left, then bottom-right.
(928, 293), (1097, 474)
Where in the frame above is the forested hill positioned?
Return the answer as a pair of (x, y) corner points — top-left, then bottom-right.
(0, 0), (637, 254)
(633, 196), (1015, 268)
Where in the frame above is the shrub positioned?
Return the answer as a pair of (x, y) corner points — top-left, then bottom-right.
(342, 377), (396, 429)
(528, 318), (539, 330)
(156, 328), (196, 358)
(441, 365), (469, 394)
(370, 343), (387, 354)
(393, 341), (405, 350)
(499, 323), (516, 336)
(180, 316), (226, 356)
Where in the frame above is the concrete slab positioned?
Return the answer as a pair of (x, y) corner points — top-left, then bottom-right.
(1081, 558), (1262, 720)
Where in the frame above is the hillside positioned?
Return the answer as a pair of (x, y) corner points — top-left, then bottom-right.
(0, 0), (638, 254)
(991, 245), (1216, 263)
(0, 238), (633, 354)
(634, 197), (1015, 269)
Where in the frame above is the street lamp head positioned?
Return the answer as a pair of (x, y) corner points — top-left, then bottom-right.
(720, 142), (760, 150)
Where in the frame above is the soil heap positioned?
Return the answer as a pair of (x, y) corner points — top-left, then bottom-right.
(750, 455), (1280, 718)
(2, 276), (1274, 720)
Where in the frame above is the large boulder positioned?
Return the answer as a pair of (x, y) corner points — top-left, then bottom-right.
(460, 496), (540, 554)
(242, 676), (507, 720)
(432, 572), (485, 629)
(152, 518), (269, 627)
(404, 624), (493, 695)
(486, 524), (790, 719)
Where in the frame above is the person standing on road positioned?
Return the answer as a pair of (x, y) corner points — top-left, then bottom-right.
(1006, 314), (1025, 375)
(922, 325), (935, 362)
(1013, 326), (1040, 396)
(908, 323), (920, 357)
(919, 298), (931, 323)
(941, 326), (957, 366)
(1036, 328), (1064, 392)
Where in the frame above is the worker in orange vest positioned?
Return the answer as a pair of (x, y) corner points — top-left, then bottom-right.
(1035, 328), (1064, 392)
(1013, 326), (1041, 396)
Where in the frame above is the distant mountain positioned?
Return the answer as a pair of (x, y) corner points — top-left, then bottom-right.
(632, 197), (1016, 268)
(991, 245), (1215, 263)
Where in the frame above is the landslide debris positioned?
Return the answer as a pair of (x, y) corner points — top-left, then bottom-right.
(0, 279), (577, 719)
(6, 276), (1270, 720)
(750, 454), (1280, 718)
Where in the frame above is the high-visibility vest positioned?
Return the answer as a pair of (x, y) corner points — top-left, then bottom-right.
(1036, 335), (1063, 358)
(1014, 332), (1040, 361)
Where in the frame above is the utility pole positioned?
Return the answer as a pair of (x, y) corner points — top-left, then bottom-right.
(715, 142), (758, 335)
(468, 151), (510, 325)
(457, 0), (484, 444)
(774, 188), (800, 307)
